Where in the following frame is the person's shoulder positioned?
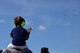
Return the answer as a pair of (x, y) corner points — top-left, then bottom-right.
(22, 28), (27, 31)
(13, 27), (19, 30)
(12, 27), (20, 31)
(16, 27), (25, 31)
(11, 27), (16, 30)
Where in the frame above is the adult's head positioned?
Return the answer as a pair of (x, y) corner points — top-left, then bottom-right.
(14, 16), (25, 27)
(41, 47), (49, 53)
(0, 50), (3, 53)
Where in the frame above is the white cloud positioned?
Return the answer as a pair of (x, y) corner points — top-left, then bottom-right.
(39, 25), (46, 31)
(0, 19), (6, 23)
(41, 15), (53, 28)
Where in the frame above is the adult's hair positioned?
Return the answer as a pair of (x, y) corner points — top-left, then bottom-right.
(41, 47), (49, 53)
(0, 50), (3, 53)
(14, 16), (25, 27)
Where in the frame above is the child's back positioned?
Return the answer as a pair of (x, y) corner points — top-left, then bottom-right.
(11, 26), (30, 46)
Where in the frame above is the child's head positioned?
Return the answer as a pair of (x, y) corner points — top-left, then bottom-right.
(14, 16), (25, 27)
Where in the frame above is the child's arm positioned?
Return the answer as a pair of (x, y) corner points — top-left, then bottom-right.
(27, 27), (32, 32)
(10, 30), (13, 38)
(25, 27), (32, 40)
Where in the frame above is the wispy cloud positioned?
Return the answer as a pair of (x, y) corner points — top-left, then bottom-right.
(0, 0), (79, 17)
(58, 19), (71, 26)
(40, 15), (53, 28)
(39, 15), (71, 28)
(53, 50), (64, 53)
(25, 20), (33, 25)
(39, 25), (46, 31)
(0, 19), (6, 23)
(51, 17), (72, 26)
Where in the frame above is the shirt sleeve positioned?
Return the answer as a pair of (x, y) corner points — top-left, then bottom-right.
(10, 30), (13, 38)
(24, 29), (30, 40)
(25, 28), (30, 35)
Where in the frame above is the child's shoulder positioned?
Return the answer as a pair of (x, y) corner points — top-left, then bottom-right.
(23, 28), (26, 30)
(12, 27), (26, 31)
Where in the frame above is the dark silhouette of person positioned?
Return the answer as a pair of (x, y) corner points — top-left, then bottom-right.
(0, 50), (2, 53)
(41, 47), (49, 53)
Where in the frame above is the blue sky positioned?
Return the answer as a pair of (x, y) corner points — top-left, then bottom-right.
(0, 0), (80, 53)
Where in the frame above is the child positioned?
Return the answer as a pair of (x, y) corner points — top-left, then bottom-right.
(7, 16), (32, 52)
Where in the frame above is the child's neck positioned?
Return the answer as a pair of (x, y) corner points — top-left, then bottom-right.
(16, 26), (23, 28)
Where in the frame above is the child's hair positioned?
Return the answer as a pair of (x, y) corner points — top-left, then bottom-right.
(14, 16), (25, 27)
